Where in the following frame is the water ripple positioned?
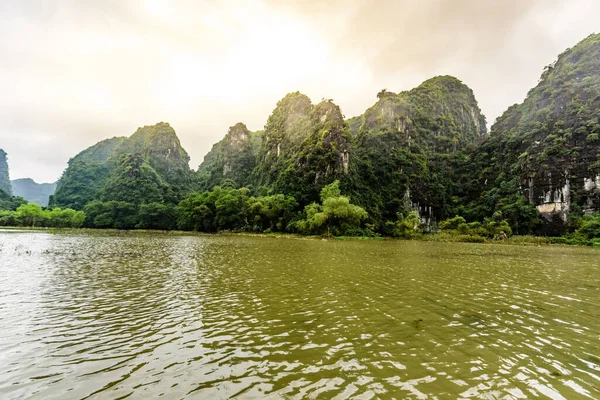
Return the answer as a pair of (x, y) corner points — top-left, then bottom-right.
(0, 230), (599, 399)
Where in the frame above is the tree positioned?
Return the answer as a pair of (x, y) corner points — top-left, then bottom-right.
(320, 180), (341, 201)
(46, 208), (85, 228)
(247, 194), (298, 232)
(0, 210), (18, 226)
(16, 204), (45, 227)
(138, 203), (177, 230)
(297, 180), (368, 236)
(177, 192), (216, 231)
(387, 211), (422, 238)
(83, 200), (138, 229)
(574, 214), (600, 239)
(214, 188), (251, 230)
(0, 188), (27, 211)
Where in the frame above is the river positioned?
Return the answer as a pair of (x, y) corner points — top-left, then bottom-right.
(0, 230), (598, 399)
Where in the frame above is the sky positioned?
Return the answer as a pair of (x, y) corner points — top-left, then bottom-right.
(1, 0), (599, 183)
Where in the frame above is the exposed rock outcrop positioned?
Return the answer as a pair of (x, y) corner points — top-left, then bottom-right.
(0, 149), (11, 195)
(490, 33), (600, 225)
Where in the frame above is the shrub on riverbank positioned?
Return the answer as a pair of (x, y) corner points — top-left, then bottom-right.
(0, 204), (85, 228)
(291, 181), (368, 236)
(439, 215), (512, 240)
(384, 211), (422, 239)
(572, 214), (600, 240)
(177, 186), (298, 233)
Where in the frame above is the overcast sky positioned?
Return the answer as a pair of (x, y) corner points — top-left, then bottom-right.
(1, 0), (599, 183)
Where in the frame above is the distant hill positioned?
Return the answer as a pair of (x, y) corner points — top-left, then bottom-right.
(11, 178), (57, 206)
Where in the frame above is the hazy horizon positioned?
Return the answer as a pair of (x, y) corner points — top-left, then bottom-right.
(1, 0), (599, 183)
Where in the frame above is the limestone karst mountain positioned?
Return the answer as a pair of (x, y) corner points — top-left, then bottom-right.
(198, 76), (487, 223)
(50, 123), (194, 210)
(460, 33), (600, 233)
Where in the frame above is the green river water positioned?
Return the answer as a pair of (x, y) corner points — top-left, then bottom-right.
(0, 229), (599, 399)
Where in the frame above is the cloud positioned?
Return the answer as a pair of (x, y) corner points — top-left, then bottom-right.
(0, 0), (599, 182)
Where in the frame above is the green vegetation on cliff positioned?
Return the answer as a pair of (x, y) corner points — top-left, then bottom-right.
(0, 187), (26, 211)
(193, 34), (600, 238)
(50, 123), (194, 210)
(346, 76), (488, 227)
(101, 153), (169, 204)
(198, 93), (353, 205)
(50, 137), (125, 210)
(114, 123), (192, 187)
(196, 76), (489, 233)
(197, 123), (261, 190)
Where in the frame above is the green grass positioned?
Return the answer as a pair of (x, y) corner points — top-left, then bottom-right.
(2, 225), (599, 247)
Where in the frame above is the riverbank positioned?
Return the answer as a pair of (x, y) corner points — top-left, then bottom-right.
(2, 226), (599, 247)
(224, 230), (600, 247)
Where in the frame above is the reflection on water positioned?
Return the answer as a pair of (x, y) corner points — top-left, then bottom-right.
(0, 230), (599, 399)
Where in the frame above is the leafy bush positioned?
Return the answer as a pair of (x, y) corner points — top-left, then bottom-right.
(83, 201), (138, 229)
(438, 215), (512, 240)
(138, 203), (177, 230)
(439, 216), (466, 231)
(573, 214), (600, 239)
(387, 211), (422, 239)
(295, 181), (368, 236)
(0, 204), (85, 228)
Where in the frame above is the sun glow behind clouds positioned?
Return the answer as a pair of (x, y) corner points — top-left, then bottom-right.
(143, 0), (174, 20)
(150, 1), (369, 112)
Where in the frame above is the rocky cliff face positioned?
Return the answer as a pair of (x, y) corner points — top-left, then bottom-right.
(197, 122), (260, 190)
(43, 33), (600, 235)
(352, 76), (487, 152)
(489, 33), (600, 226)
(347, 76), (488, 225)
(262, 92), (313, 160)
(297, 100), (351, 183)
(0, 149), (11, 195)
(114, 122), (192, 186)
(100, 153), (168, 204)
(71, 137), (126, 164)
